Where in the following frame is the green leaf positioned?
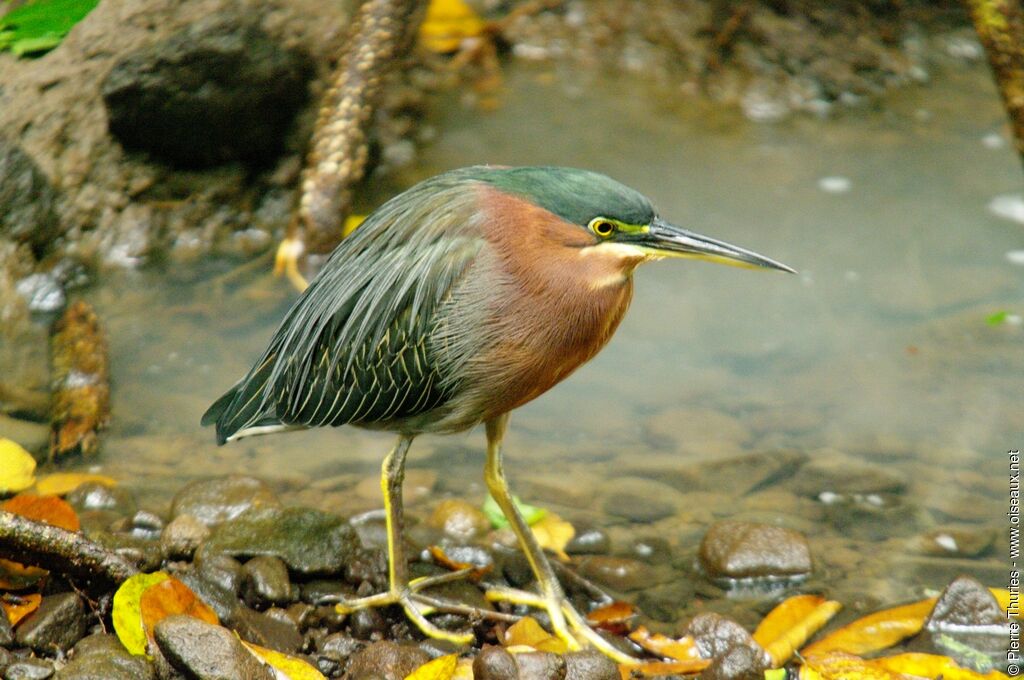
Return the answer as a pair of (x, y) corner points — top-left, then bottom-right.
(987, 311), (1009, 326)
(0, 0), (99, 56)
(764, 669), (788, 680)
(482, 494), (548, 529)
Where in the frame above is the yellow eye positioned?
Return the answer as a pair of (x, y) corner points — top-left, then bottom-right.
(589, 218), (615, 237)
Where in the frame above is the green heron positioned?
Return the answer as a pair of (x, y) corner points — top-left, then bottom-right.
(202, 165), (793, 661)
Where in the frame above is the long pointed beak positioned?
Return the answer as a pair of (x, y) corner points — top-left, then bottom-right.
(631, 218), (796, 273)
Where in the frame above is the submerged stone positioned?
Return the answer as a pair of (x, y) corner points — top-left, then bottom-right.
(699, 521), (811, 581)
(59, 633), (156, 680)
(170, 475), (280, 527)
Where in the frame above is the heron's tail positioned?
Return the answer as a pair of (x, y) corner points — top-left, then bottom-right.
(201, 355), (282, 444)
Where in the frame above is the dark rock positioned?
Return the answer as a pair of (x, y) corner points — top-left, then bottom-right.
(349, 608), (387, 640)
(564, 650), (618, 680)
(344, 640), (429, 680)
(101, 13), (312, 168)
(230, 606), (303, 654)
(67, 483), (136, 517)
(911, 527), (996, 558)
(176, 566), (242, 624)
(170, 476), (280, 527)
(58, 633), (156, 680)
(195, 552), (245, 596)
(319, 632), (361, 663)
(603, 492), (674, 523)
(243, 555), (293, 608)
(576, 556), (653, 591)
(789, 453), (906, 498)
(686, 613), (769, 666)
(0, 605), (13, 646)
(4, 659), (54, 680)
(15, 593), (86, 653)
(417, 638), (468, 659)
(201, 506), (359, 575)
(0, 139), (62, 257)
(301, 580), (350, 604)
(926, 575), (1005, 630)
(631, 536), (672, 564)
(700, 642), (772, 680)
(636, 582), (696, 623)
(566, 527), (611, 555)
(126, 510), (164, 539)
(161, 513), (211, 560)
(473, 645), (517, 680)
(154, 615), (273, 680)
(90, 532), (162, 572)
(0, 648), (11, 671)
(699, 521), (811, 580)
(514, 651), (566, 679)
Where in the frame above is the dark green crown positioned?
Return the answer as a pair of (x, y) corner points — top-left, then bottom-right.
(466, 166), (656, 227)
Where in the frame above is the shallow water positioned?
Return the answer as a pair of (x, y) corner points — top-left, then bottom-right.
(76, 61), (1020, 628)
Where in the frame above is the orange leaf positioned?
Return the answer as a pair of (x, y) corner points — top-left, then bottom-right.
(503, 616), (568, 654)
(754, 594), (842, 667)
(628, 625), (704, 663)
(801, 652), (911, 680)
(2, 493), (80, 531)
(1, 593), (41, 626)
(801, 598), (935, 657)
(587, 600), (638, 635)
(618, 659), (712, 678)
(139, 577), (218, 644)
(0, 559), (47, 589)
(427, 545), (491, 581)
(872, 653), (1011, 680)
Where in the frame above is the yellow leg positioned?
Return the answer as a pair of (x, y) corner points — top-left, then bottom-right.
(336, 435), (475, 645)
(273, 236), (309, 292)
(483, 414), (638, 665)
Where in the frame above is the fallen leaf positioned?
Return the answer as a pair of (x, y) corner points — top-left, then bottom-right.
(451, 658), (474, 680)
(800, 652), (910, 680)
(419, 0), (485, 53)
(1, 593), (41, 626)
(873, 652), (1011, 680)
(112, 571), (171, 656)
(342, 214), (366, 238)
(139, 577), (218, 645)
(428, 545), (492, 581)
(618, 659), (712, 678)
(587, 600), (638, 635)
(628, 626), (703, 663)
(990, 588), (1020, 618)
(34, 472), (116, 496)
(404, 653), (458, 680)
(0, 438), (36, 493)
(242, 639), (327, 680)
(530, 513), (575, 562)
(482, 494), (547, 529)
(504, 616), (568, 654)
(754, 594), (842, 667)
(801, 598), (935, 657)
(2, 493), (80, 531)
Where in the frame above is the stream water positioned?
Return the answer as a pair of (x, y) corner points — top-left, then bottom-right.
(69, 59), (1022, 629)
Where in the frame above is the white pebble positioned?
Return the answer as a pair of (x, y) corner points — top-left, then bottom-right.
(818, 176), (851, 194)
(989, 193), (1024, 224)
(1005, 250), (1024, 266)
(982, 132), (1005, 149)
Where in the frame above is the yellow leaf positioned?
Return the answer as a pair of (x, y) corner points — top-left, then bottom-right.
(0, 438), (36, 493)
(627, 626), (704, 663)
(419, 0), (485, 53)
(990, 588), (1021, 619)
(531, 513), (575, 562)
(113, 571), (171, 656)
(618, 659), (712, 678)
(342, 214), (366, 238)
(504, 616), (568, 654)
(451, 658), (474, 680)
(873, 652), (1010, 680)
(242, 640), (327, 680)
(405, 654), (458, 680)
(34, 472), (116, 496)
(801, 598), (935, 657)
(1, 593), (41, 626)
(800, 652), (910, 680)
(753, 594), (842, 667)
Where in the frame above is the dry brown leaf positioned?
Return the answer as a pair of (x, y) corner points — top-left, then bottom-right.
(801, 598), (935, 657)
(800, 652), (911, 680)
(754, 594), (842, 667)
(1, 593), (41, 626)
(139, 577), (219, 644)
(503, 616), (568, 654)
(2, 493), (80, 531)
(587, 600), (638, 635)
(873, 652), (1011, 680)
(618, 659), (712, 678)
(628, 625), (704, 663)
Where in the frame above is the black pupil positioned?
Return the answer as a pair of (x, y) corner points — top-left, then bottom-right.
(597, 221), (611, 234)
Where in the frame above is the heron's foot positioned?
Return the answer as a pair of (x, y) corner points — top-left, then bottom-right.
(485, 585), (638, 665)
(336, 568), (501, 645)
(273, 237), (309, 292)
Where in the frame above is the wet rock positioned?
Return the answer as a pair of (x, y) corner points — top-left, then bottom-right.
(4, 659), (54, 680)
(630, 536), (672, 564)
(319, 632), (361, 668)
(603, 492), (674, 523)
(514, 651), (567, 679)
(0, 605), (12, 646)
(926, 576), (1005, 631)
(176, 567), (241, 624)
(472, 646), (517, 680)
(230, 606), (303, 653)
(687, 612), (770, 666)
(0, 139), (62, 257)
(243, 555), (293, 608)
(101, 13), (312, 168)
(700, 642), (771, 680)
(90, 531), (162, 571)
(910, 527), (996, 558)
(349, 608), (387, 640)
(15, 274), (65, 313)
(790, 452), (906, 498)
(154, 615), (273, 680)
(161, 513), (211, 560)
(195, 552), (245, 596)
(201, 506), (359, 575)
(344, 640), (429, 680)
(67, 482), (136, 517)
(576, 556), (653, 591)
(636, 581), (696, 623)
(429, 500), (490, 542)
(170, 476), (280, 528)
(566, 527), (611, 555)
(564, 650), (618, 680)
(699, 521), (812, 580)
(15, 592), (86, 653)
(58, 633), (155, 680)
